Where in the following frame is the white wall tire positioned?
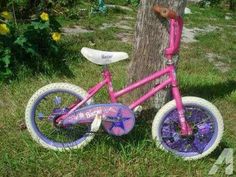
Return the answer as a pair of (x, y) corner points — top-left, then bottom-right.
(152, 96), (224, 160)
(25, 83), (99, 151)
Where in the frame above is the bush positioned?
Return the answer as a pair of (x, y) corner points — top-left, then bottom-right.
(229, 0), (236, 10)
(0, 10), (62, 81)
(199, 0), (236, 9)
(198, 0), (222, 7)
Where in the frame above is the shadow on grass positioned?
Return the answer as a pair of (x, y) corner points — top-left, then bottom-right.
(95, 108), (157, 150)
(181, 80), (236, 100)
(208, 141), (231, 160)
(95, 107), (234, 161)
(26, 56), (74, 77)
(5, 49), (76, 83)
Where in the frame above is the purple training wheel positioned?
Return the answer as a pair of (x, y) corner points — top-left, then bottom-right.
(159, 105), (218, 157)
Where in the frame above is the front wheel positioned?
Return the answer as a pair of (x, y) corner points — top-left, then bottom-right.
(152, 96), (224, 160)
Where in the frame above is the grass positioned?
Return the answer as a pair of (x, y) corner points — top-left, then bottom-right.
(1, 2), (236, 177)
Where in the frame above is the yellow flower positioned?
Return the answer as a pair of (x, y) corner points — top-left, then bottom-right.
(0, 24), (10, 35)
(52, 32), (61, 42)
(1, 11), (12, 20)
(40, 12), (49, 21)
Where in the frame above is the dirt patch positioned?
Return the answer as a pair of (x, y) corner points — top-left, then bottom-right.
(188, 0), (201, 2)
(106, 4), (133, 11)
(116, 33), (134, 44)
(115, 20), (133, 30)
(122, 16), (135, 20)
(62, 25), (93, 35)
(182, 25), (220, 43)
(225, 16), (232, 20)
(0, 100), (4, 107)
(99, 23), (113, 30)
(182, 27), (198, 43)
(206, 53), (230, 73)
(100, 20), (134, 30)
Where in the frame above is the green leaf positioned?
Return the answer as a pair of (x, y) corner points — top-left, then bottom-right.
(25, 47), (37, 56)
(31, 22), (40, 30)
(4, 68), (12, 76)
(2, 55), (11, 67)
(14, 36), (27, 46)
(31, 21), (49, 30)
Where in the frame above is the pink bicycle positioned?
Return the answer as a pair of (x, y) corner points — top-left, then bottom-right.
(25, 5), (224, 160)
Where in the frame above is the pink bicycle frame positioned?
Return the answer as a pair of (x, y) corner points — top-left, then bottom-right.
(58, 17), (192, 135)
(89, 65), (176, 111)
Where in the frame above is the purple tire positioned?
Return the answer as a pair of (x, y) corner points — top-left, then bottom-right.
(152, 97), (224, 160)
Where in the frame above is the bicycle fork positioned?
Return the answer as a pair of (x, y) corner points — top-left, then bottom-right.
(169, 65), (193, 136)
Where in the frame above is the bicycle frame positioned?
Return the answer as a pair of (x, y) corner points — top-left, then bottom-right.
(60, 64), (188, 130)
(58, 16), (192, 136)
(87, 66), (175, 110)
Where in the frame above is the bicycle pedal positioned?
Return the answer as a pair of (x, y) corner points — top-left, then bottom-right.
(134, 106), (143, 116)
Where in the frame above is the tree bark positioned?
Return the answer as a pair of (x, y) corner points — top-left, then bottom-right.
(126, 0), (187, 109)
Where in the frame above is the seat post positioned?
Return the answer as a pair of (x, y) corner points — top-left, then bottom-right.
(102, 65), (110, 79)
(102, 64), (116, 102)
(102, 65), (109, 71)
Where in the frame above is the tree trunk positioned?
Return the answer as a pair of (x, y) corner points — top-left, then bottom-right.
(126, 0), (187, 109)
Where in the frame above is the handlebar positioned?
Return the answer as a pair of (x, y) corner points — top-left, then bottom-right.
(153, 5), (178, 19)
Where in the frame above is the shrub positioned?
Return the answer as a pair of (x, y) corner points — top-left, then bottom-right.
(198, 0), (222, 7)
(199, 0), (236, 10)
(229, 0), (236, 10)
(0, 10), (62, 81)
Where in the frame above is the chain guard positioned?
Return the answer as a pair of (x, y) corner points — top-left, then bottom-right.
(62, 103), (135, 136)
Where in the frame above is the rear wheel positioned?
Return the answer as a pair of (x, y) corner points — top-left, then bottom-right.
(152, 97), (224, 160)
(25, 83), (98, 151)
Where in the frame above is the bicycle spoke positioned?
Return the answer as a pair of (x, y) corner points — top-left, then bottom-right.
(33, 90), (93, 145)
(54, 96), (62, 105)
(161, 106), (216, 155)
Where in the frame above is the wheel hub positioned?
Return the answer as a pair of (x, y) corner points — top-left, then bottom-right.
(48, 108), (69, 128)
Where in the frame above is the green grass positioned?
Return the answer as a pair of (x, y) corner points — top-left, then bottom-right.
(1, 3), (236, 177)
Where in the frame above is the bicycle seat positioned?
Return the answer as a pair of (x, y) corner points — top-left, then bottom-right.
(81, 47), (129, 65)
